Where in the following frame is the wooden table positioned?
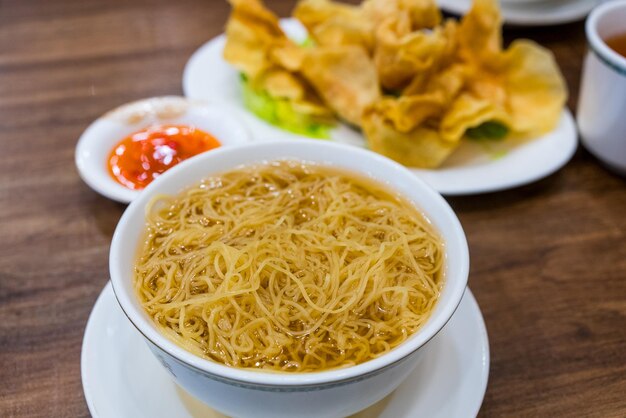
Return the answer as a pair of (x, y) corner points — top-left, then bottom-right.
(1, 1), (624, 417)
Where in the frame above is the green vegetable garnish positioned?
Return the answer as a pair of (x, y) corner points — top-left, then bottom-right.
(299, 37), (316, 48)
(240, 74), (333, 139)
(466, 121), (509, 141)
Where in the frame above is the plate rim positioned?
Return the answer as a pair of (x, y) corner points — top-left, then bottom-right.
(437, 0), (597, 26)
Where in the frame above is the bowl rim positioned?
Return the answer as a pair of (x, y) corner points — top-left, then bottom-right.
(586, 0), (626, 76)
(109, 140), (469, 387)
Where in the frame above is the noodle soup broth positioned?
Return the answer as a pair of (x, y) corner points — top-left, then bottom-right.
(134, 160), (445, 373)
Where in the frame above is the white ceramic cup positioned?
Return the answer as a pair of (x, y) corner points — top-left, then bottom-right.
(500, 0), (550, 5)
(577, 0), (626, 175)
(109, 140), (469, 418)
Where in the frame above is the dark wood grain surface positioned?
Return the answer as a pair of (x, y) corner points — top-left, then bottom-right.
(0, 1), (624, 417)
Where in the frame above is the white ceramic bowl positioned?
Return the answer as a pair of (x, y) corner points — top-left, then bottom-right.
(109, 140), (470, 418)
(75, 96), (249, 203)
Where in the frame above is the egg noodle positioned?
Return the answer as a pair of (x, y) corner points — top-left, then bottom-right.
(135, 161), (444, 372)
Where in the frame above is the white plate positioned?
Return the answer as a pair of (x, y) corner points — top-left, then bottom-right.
(81, 282), (490, 418)
(182, 19), (578, 196)
(437, 0), (598, 26)
(75, 96), (250, 203)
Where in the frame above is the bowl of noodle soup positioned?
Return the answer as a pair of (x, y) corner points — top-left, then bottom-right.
(110, 140), (469, 418)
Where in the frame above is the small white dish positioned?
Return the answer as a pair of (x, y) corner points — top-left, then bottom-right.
(75, 96), (250, 203)
(437, 0), (598, 26)
(82, 282), (490, 418)
(182, 19), (578, 196)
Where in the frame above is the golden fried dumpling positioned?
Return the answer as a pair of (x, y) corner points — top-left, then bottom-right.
(456, 0), (567, 137)
(439, 93), (506, 142)
(492, 40), (567, 136)
(252, 69), (307, 100)
(370, 95), (443, 133)
(223, 0), (287, 78)
(363, 109), (458, 168)
(293, 0), (374, 50)
(370, 64), (466, 133)
(456, 0), (502, 63)
(398, 0), (442, 29)
(269, 40), (307, 71)
(223, 0), (568, 169)
(294, 0), (362, 29)
(301, 45), (380, 126)
(374, 16), (457, 91)
(362, 0), (441, 29)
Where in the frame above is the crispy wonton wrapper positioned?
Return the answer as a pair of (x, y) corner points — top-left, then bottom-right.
(457, 0), (502, 64)
(301, 45), (380, 126)
(224, 0), (567, 168)
(224, 0), (334, 122)
(362, 0), (441, 30)
(364, 90), (501, 168)
(363, 110), (458, 169)
(364, 0), (566, 167)
(223, 0), (286, 78)
(294, 0), (374, 50)
(457, 0), (567, 136)
(293, 0), (374, 50)
(439, 93), (506, 142)
(375, 16), (457, 91)
(491, 40), (566, 136)
(252, 69), (306, 100)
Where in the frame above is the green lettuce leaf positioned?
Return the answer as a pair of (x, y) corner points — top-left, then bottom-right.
(466, 121), (509, 141)
(240, 74), (333, 139)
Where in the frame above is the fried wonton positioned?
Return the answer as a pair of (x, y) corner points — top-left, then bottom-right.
(447, 1), (564, 143)
(439, 93), (506, 142)
(375, 16), (457, 91)
(301, 45), (380, 126)
(456, 0), (566, 136)
(293, 0), (441, 53)
(223, 0), (568, 168)
(456, 0), (501, 64)
(252, 69), (306, 100)
(294, 0), (363, 29)
(370, 94), (443, 133)
(294, 0), (374, 50)
(224, 0), (335, 132)
(252, 69), (333, 116)
(492, 40), (566, 136)
(370, 64), (468, 134)
(223, 0), (287, 78)
(399, 0), (442, 29)
(401, 21), (459, 95)
(363, 109), (458, 168)
(363, 0), (441, 30)
(269, 40), (306, 72)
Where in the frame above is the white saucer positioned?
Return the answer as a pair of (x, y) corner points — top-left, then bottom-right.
(437, 0), (598, 26)
(75, 96), (250, 203)
(182, 19), (578, 195)
(81, 282), (490, 418)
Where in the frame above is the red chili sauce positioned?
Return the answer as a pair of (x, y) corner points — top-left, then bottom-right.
(108, 125), (220, 190)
